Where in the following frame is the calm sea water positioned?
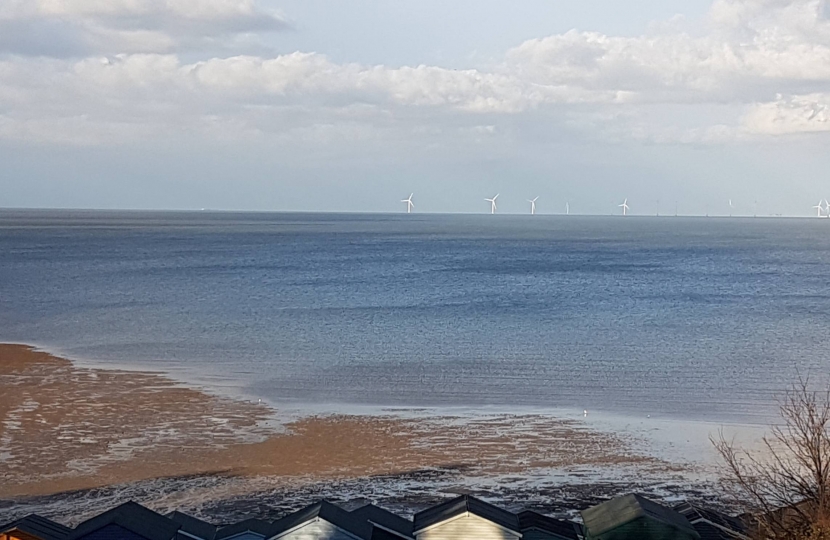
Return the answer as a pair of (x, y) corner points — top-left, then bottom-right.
(2, 209), (830, 423)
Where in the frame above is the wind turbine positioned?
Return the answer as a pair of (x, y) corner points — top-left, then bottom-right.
(401, 193), (414, 214)
(824, 199), (830, 217)
(566, 202), (570, 215)
(527, 196), (538, 215)
(485, 194), (499, 214)
(813, 200), (824, 218)
(619, 198), (629, 216)
(728, 199), (734, 217)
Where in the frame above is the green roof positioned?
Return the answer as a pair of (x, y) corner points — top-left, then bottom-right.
(581, 494), (700, 539)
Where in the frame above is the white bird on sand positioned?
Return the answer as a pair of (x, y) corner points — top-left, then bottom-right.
(527, 196), (539, 215)
(485, 194), (499, 214)
(583, 409), (588, 417)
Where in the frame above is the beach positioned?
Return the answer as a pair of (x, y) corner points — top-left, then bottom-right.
(0, 343), (721, 522)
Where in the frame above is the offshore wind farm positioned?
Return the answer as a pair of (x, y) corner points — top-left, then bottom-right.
(4, 0), (830, 532)
(398, 193), (830, 217)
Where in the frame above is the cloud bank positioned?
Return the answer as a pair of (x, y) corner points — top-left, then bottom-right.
(1, 0), (829, 146)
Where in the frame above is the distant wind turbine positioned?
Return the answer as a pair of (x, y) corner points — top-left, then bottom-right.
(824, 199), (830, 217)
(813, 200), (824, 218)
(728, 199), (734, 217)
(527, 196), (538, 215)
(485, 194), (499, 214)
(401, 193), (414, 214)
(619, 198), (629, 216)
(566, 202), (570, 215)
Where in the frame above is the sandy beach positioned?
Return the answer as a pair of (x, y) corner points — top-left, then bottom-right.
(1, 343), (712, 522)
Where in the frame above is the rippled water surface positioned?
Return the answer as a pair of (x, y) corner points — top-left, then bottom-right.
(2, 210), (829, 423)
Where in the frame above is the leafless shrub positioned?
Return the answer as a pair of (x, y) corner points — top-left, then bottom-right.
(713, 377), (830, 540)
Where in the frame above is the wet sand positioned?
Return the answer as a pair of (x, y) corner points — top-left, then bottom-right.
(0, 344), (686, 511)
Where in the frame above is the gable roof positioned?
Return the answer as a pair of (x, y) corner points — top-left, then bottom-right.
(689, 520), (746, 540)
(518, 510), (582, 540)
(166, 512), (217, 540)
(270, 501), (371, 540)
(673, 503), (747, 538)
(349, 505), (412, 538)
(413, 495), (520, 534)
(0, 515), (71, 540)
(68, 502), (180, 540)
(214, 519), (272, 540)
(581, 494), (699, 539)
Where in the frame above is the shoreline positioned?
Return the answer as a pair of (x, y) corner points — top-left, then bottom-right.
(2, 339), (775, 428)
(0, 342), (756, 521)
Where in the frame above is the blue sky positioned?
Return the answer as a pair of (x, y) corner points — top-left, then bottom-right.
(0, 0), (829, 215)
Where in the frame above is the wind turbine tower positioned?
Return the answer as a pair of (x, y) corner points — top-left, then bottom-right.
(485, 194), (499, 214)
(527, 197), (538, 215)
(401, 193), (414, 214)
(619, 198), (630, 216)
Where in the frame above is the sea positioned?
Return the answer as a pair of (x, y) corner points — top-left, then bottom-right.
(2, 209), (830, 425)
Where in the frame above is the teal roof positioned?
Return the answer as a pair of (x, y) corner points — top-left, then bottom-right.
(581, 494), (700, 539)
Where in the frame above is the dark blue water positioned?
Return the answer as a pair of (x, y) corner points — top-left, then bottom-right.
(2, 210), (830, 423)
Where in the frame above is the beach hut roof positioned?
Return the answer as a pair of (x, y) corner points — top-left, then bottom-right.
(166, 512), (217, 540)
(213, 519), (272, 540)
(412, 494), (520, 534)
(269, 500), (372, 540)
(673, 502), (747, 538)
(68, 501), (180, 540)
(518, 510), (583, 540)
(581, 494), (699, 539)
(0, 515), (71, 540)
(349, 504), (413, 538)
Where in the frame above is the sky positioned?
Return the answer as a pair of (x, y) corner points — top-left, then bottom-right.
(1, 0), (829, 215)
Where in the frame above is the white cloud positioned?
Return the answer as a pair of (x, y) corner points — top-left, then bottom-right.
(1, 0), (829, 146)
(0, 0), (288, 56)
(743, 93), (830, 133)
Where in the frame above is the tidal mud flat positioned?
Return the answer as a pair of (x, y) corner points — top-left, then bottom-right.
(0, 344), (730, 524)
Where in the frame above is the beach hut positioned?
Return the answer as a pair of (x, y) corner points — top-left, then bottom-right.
(672, 503), (748, 540)
(67, 502), (181, 540)
(518, 511), (583, 540)
(412, 495), (522, 540)
(348, 504), (413, 539)
(0, 515), (70, 540)
(581, 494), (700, 540)
(267, 501), (372, 540)
(167, 512), (217, 540)
(215, 520), (272, 540)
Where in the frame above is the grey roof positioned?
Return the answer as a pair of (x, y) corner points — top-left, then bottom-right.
(270, 501), (372, 540)
(214, 519), (272, 540)
(349, 504), (413, 538)
(518, 510), (583, 540)
(413, 495), (520, 534)
(68, 502), (180, 540)
(689, 520), (746, 540)
(0, 515), (71, 540)
(673, 503), (746, 538)
(166, 512), (217, 540)
(581, 494), (699, 539)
